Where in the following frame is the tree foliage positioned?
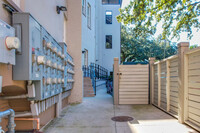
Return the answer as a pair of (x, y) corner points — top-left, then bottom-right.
(121, 25), (177, 63)
(117, 0), (200, 39)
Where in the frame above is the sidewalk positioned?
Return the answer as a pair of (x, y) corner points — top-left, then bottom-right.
(42, 85), (197, 133)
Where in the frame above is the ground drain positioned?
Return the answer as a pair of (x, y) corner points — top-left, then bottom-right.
(111, 116), (134, 122)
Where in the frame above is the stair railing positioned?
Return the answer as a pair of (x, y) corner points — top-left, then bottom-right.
(82, 63), (109, 95)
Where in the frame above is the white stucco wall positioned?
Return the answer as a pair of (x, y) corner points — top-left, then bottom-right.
(96, 1), (121, 73)
(81, 0), (96, 66)
(24, 0), (66, 42)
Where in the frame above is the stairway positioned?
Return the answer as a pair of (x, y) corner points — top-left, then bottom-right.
(83, 77), (95, 97)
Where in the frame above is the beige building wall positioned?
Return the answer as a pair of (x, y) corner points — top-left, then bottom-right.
(66, 0), (83, 103)
(0, 0), (26, 131)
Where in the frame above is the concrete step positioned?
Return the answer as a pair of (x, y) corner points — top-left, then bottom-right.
(84, 84), (93, 87)
(83, 77), (95, 97)
(84, 89), (94, 92)
(84, 90), (94, 93)
(84, 94), (95, 97)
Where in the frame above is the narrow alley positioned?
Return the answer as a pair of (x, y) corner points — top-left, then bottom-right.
(42, 85), (197, 133)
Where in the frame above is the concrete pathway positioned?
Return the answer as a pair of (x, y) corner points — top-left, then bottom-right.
(43, 85), (198, 133)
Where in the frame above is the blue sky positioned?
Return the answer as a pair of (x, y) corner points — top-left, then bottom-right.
(121, 0), (200, 46)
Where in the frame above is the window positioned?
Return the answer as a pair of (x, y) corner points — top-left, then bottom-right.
(106, 11), (112, 24)
(87, 3), (91, 29)
(63, 16), (67, 42)
(82, 0), (86, 16)
(84, 49), (88, 66)
(106, 35), (112, 49)
(102, 0), (120, 4)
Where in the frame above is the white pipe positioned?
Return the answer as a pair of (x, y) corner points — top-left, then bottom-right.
(15, 112), (32, 117)
(0, 94), (28, 100)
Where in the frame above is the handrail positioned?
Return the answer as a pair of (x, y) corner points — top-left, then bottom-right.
(82, 63), (109, 95)
(0, 109), (15, 133)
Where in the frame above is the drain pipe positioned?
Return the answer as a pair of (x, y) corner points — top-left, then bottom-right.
(0, 109), (15, 133)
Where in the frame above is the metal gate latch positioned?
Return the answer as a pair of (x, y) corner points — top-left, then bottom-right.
(117, 73), (122, 75)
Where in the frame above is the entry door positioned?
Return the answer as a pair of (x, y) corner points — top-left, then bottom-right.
(118, 64), (149, 104)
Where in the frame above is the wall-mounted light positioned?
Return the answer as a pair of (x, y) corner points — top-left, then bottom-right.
(82, 50), (86, 54)
(56, 6), (67, 14)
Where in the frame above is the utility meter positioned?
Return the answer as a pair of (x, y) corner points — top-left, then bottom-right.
(62, 78), (65, 84)
(46, 60), (52, 67)
(61, 66), (65, 71)
(0, 19), (20, 65)
(53, 63), (57, 69)
(46, 42), (52, 50)
(5, 37), (20, 50)
(46, 78), (52, 85)
(61, 54), (65, 59)
(58, 78), (61, 84)
(53, 47), (57, 54)
(58, 51), (62, 57)
(37, 56), (46, 65)
(58, 65), (62, 70)
(52, 78), (57, 84)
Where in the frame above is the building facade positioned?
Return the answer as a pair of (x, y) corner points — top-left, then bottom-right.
(95, 0), (122, 72)
(81, 0), (122, 72)
(0, 0), (121, 131)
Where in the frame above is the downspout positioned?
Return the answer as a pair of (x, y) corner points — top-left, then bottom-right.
(0, 109), (15, 133)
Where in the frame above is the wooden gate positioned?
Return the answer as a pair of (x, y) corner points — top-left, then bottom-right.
(118, 64), (149, 104)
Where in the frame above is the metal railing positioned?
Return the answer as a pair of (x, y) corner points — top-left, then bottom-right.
(82, 63), (109, 95)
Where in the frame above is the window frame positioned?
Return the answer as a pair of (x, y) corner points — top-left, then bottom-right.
(87, 3), (91, 29)
(102, 0), (120, 5)
(105, 11), (112, 24)
(105, 35), (112, 49)
(82, 0), (86, 16)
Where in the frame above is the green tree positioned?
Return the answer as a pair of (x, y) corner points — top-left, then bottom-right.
(117, 0), (200, 40)
(121, 25), (177, 63)
(190, 44), (199, 49)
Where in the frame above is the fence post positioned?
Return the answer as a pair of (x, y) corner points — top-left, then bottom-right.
(149, 57), (155, 104)
(177, 42), (189, 123)
(166, 60), (170, 112)
(157, 62), (161, 107)
(113, 58), (119, 105)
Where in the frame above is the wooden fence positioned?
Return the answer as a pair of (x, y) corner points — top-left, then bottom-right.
(150, 42), (200, 131)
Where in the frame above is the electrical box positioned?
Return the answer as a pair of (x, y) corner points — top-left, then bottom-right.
(0, 19), (20, 65)
(12, 13), (73, 100)
(66, 53), (74, 91)
(59, 42), (68, 90)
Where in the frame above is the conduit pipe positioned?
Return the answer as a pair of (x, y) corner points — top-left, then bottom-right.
(15, 112), (32, 117)
(14, 118), (40, 130)
(0, 109), (15, 133)
(0, 94), (28, 100)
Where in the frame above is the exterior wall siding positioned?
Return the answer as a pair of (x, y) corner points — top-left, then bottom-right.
(96, 0), (121, 72)
(24, 0), (66, 42)
(81, 0), (96, 66)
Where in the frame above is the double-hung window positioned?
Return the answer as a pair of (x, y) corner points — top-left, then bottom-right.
(82, 0), (86, 15)
(106, 11), (112, 24)
(87, 3), (91, 29)
(106, 35), (112, 49)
